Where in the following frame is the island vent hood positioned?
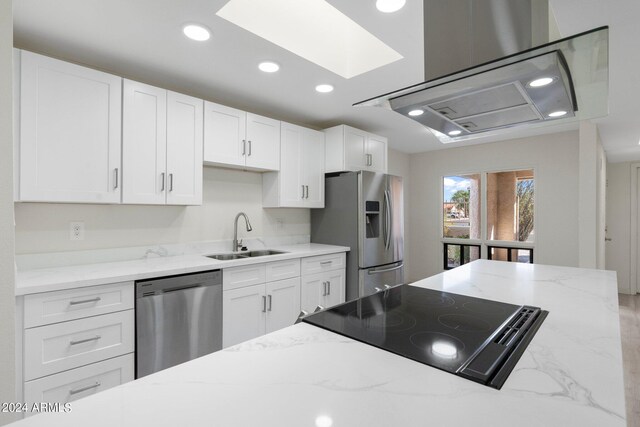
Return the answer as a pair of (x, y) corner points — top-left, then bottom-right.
(355, 1), (609, 143)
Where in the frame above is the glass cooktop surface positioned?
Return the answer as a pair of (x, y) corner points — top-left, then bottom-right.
(303, 285), (523, 375)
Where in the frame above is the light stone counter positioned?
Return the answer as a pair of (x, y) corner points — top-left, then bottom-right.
(15, 243), (350, 295)
(10, 260), (626, 426)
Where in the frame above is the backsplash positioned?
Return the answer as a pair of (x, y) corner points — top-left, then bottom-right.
(14, 166), (310, 257)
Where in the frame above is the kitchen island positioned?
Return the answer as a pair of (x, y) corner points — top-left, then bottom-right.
(10, 260), (626, 427)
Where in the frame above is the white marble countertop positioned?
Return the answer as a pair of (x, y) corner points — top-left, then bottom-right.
(10, 260), (626, 426)
(15, 243), (350, 295)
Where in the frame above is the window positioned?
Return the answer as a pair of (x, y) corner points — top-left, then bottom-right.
(442, 170), (535, 269)
(442, 174), (481, 239)
(444, 243), (481, 270)
(486, 170), (535, 242)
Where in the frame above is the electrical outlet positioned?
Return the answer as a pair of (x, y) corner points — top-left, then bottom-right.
(69, 221), (85, 241)
(276, 218), (284, 230)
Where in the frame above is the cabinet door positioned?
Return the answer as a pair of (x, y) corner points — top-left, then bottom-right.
(278, 122), (303, 206)
(265, 277), (301, 334)
(322, 269), (346, 308)
(301, 128), (325, 208)
(166, 91), (203, 205)
(203, 101), (246, 167)
(343, 126), (367, 171)
(122, 80), (167, 204)
(366, 134), (387, 173)
(19, 51), (122, 203)
(300, 272), (324, 313)
(222, 284), (266, 348)
(245, 113), (280, 171)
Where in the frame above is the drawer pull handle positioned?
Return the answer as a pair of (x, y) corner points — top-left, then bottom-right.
(69, 382), (101, 395)
(320, 261), (333, 265)
(69, 297), (102, 306)
(69, 335), (102, 346)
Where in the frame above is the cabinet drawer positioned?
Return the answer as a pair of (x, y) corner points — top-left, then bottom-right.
(24, 310), (134, 381)
(223, 264), (266, 291)
(301, 253), (346, 275)
(24, 282), (134, 328)
(23, 353), (134, 414)
(265, 259), (300, 283)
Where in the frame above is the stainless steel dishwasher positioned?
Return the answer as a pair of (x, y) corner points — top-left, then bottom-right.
(135, 270), (222, 378)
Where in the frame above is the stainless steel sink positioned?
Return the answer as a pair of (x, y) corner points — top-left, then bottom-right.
(206, 249), (287, 261)
(206, 254), (248, 261)
(244, 250), (288, 257)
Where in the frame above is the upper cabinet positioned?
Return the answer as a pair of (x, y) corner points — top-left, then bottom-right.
(17, 50), (123, 203)
(203, 102), (280, 171)
(263, 122), (325, 208)
(122, 80), (203, 205)
(324, 125), (388, 174)
(165, 91), (203, 205)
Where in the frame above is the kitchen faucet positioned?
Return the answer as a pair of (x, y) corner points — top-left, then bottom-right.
(233, 212), (252, 252)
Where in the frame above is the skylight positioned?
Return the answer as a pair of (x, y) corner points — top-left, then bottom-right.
(216, 0), (403, 79)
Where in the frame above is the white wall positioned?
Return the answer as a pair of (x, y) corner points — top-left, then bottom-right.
(596, 140), (607, 269)
(15, 167), (310, 254)
(0, 0), (17, 424)
(606, 162), (633, 294)
(408, 131), (580, 282)
(387, 149), (411, 280)
(578, 121), (603, 269)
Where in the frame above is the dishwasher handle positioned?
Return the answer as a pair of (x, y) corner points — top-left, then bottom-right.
(135, 270), (222, 298)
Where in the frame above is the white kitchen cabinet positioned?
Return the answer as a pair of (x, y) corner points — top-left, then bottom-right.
(262, 122), (325, 208)
(122, 80), (167, 205)
(165, 91), (203, 205)
(204, 101), (280, 171)
(300, 253), (346, 313)
(123, 80), (202, 205)
(223, 283), (266, 348)
(23, 354), (134, 415)
(300, 269), (345, 313)
(20, 281), (135, 407)
(223, 277), (301, 348)
(265, 278), (301, 334)
(324, 124), (388, 174)
(17, 50), (122, 203)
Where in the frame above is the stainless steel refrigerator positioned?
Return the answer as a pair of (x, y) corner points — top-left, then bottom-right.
(311, 171), (404, 300)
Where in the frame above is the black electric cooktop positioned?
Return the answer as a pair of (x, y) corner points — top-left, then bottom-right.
(303, 285), (547, 389)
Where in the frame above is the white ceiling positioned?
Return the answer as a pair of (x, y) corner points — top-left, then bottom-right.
(12, 0), (640, 160)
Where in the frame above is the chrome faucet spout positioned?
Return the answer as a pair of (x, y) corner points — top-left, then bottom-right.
(233, 212), (252, 251)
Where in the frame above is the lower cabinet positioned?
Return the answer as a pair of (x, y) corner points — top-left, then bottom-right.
(301, 269), (346, 313)
(23, 354), (134, 415)
(223, 276), (301, 348)
(20, 282), (135, 414)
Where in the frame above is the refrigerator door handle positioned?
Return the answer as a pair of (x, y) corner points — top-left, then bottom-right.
(384, 190), (392, 250)
(368, 262), (403, 274)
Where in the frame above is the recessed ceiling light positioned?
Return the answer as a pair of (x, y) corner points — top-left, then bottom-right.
(548, 110), (567, 117)
(528, 77), (554, 87)
(315, 415), (333, 427)
(376, 0), (406, 13)
(408, 109), (424, 116)
(258, 61), (280, 73)
(448, 130), (462, 136)
(315, 84), (334, 93)
(183, 24), (211, 41)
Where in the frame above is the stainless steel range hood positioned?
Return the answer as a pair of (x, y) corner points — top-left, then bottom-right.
(355, 1), (608, 143)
